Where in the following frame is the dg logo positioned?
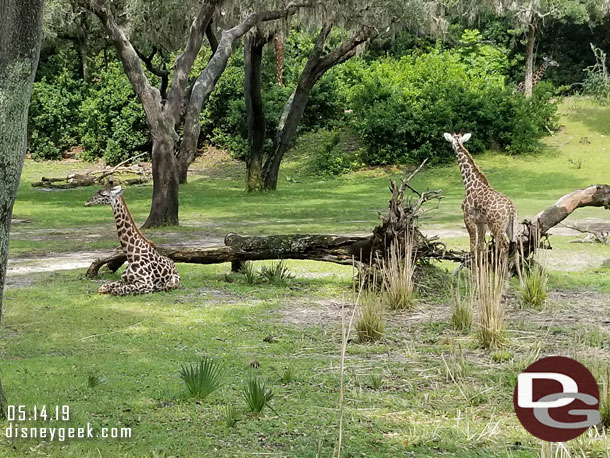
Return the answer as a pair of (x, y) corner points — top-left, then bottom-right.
(513, 356), (600, 442)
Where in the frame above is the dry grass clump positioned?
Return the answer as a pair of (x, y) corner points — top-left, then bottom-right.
(381, 235), (417, 311)
(473, 252), (507, 349)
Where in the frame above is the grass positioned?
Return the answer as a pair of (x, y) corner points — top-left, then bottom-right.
(520, 262), (549, 308)
(0, 97), (609, 456)
(355, 290), (385, 342)
(381, 237), (417, 310)
(474, 253), (508, 350)
(450, 272), (473, 331)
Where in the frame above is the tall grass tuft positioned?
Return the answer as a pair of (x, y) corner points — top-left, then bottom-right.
(381, 236), (417, 310)
(355, 290), (385, 342)
(242, 377), (274, 414)
(520, 261), (548, 308)
(179, 357), (223, 400)
(223, 404), (238, 428)
(474, 252), (507, 349)
(600, 366), (610, 430)
(450, 272), (473, 331)
(242, 261), (258, 285)
(259, 260), (294, 286)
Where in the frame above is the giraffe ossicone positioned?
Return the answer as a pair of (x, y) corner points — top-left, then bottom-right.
(85, 183), (180, 296)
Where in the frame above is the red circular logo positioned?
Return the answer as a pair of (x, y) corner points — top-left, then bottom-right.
(513, 356), (600, 442)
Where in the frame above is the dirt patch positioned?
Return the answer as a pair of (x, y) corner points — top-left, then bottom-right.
(508, 290), (610, 329)
(187, 146), (244, 180)
(7, 250), (108, 277)
(279, 299), (354, 327)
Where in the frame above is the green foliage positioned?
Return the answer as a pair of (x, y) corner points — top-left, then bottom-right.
(29, 50), (149, 164)
(86, 373), (104, 389)
(242, 377), (274, 414)
(348, 47), (558, 165)
(583, 44), (610, 104)
(241, 261), (259, 286)
(29, 48), (84, 160)
(80, 55), (149, 164)
(259, 260), (294, 286)
(223, 404), (239, 428)
(179, 357), (224, 400)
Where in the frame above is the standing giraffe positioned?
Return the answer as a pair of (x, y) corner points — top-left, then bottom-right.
(443, 133), (522, 282)
(514, 56), (559, 94)
(85, 184), (180, 295)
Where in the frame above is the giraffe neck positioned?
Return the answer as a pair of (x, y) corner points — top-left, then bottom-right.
(455, 144), (490, 193)
(110, 196), (155, 259)
(532, 62), (549, 87)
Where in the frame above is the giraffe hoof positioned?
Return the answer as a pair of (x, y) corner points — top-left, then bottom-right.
(97, 285), (112, 294)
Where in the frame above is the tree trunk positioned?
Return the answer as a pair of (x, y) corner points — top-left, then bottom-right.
(176, 5), (308, 184)
(260, 24), (371, 191)
(0, 0), (44, 420)
(245, 32), (269, 192)
(521, 184), (610, 257)
(524, 15), (537, 99)
(262, 85), (313, 190)
(143, 134), (180, 227)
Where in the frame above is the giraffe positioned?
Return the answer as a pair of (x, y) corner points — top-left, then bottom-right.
(514, 56), (559, 94)
(443, 132), (522, 282)
(85, 184), (180, 295)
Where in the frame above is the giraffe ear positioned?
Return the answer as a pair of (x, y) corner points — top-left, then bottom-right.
(109, 185), (124, 197)
(443, 133), (453, 143)
(461, 133), (472, 143)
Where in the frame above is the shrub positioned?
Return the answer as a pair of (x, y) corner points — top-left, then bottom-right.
(80, 55), (149, 164)
(179, 357), (224, 400)
(348, 47), (558, 166)
(583, 44), (610, 104)
(242, 377), (274, 414)
(29, 49), (84, 160)
(223, 404), (239, 428)
(259, 260), (294, 286)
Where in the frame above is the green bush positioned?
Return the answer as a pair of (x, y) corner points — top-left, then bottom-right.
(80, 56), (149, 164)
(348, 47), (558, 165)
(29, 49), (84, 160)
(29, 49), (149, 164)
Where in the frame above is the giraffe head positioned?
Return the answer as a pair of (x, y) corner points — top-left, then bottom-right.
(542, 56), (559, 67)
(443, 132), (471, 151)
(85, 183), (124, 207)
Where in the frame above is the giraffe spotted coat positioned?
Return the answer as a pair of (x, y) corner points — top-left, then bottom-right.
(86, 185), (180, 296)
(443, 133), (519, 259)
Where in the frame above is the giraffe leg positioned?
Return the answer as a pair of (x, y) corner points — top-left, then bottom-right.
(476, 223), (487, 253)
(464, 215), (478, 255)
(110, 280), (155, 296)
(98, 281), (124, 294)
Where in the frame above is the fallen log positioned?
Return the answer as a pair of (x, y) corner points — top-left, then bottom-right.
(521, 184), (610, 257)
(86, 179), (610, 278)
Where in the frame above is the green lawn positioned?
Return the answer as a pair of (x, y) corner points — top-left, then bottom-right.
(1, 97), (609, 457)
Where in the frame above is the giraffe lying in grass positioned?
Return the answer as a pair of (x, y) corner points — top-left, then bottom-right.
(444, 132), (523, 283)
(85, 184), (180, 295)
